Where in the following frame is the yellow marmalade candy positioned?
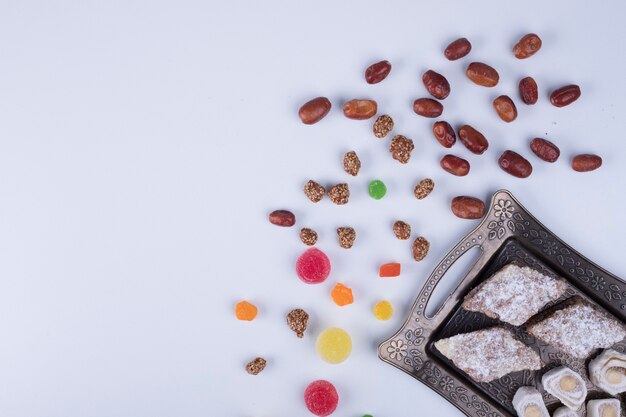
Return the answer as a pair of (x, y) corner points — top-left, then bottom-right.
(315, 327), (352, 364)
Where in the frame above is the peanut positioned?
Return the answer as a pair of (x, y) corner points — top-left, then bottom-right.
(493, 95), (518, 122)
(572, 154), (602, 172)
(550, 85), (581, 107)
(530, 138), (560, 162)
(413, 98), (443, 118)
(365, 60), (392, 84)
(451, 196), (485, 220)
(444, 37), (472, 61)
(433, 121), (456, 148)
(269, 210), (296, 227)
(513, 33), (542, 59)
(440, 154), (470, 176)
(519, 77), (538, 105)
(458, 125), (489, 154)
(498, 150), (533, 178)
(343, 99), (377, 119)
(466, 62), (499, 87)
(423, 70), (450, 100)
(298, 97), (331, 125)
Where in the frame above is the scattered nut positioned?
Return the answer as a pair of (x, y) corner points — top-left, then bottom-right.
(298, 97), (331, 125)
(343, 99), (377, 119)
(365, 60), (392, 84)
(373, 114), (394, 138)
(393, 221), (411, 240)
(414, 178), (435, 199)
(327, 183), (350, 205)
(303, 180), (325, 203)
(444, 37), (472, 60)
(268, 210), (296, 227)
(389, 135), (415, 164)
(412, 236), (430, 261)
(337, 227), (356, 249)
(245, 357), (267, 375)
(513, 33), (542, 59)
(287, 308), (309, 338)
(572, 154), (602, 172)
(299, 228), (318, 246)
(343, 151), (361, 176)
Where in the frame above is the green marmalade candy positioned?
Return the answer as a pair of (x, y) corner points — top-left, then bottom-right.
(368, 180), (387, 200)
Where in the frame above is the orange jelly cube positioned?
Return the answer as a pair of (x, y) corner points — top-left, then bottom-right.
(235, 301), (258, 321)
(379, 263), (401, 277)
(331, 283), (354, 306)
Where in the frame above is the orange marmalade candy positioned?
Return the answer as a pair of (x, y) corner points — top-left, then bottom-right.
(331, 283), (354, 306)
(235, 301), (258, 321)
(379, 263), (401, 277)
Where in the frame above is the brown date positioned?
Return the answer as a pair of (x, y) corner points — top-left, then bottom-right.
(451, 196), (485, 220)
(298, 97), (331, 125)
(444, 38), (472, 61)
(572, 154), (602, 172)
(343, 99), (377, 120)
(466, 62), (499, 87)
(432, 121), (456, 148)
(458, 125), (489, 154)
(513, 33), (542, 59)
(422, 70), (450, 100)
(530, 138), (560, 162)
(269, 210), (296, 227)
(498, 150), (533, 178)
(550, 85), (581, 107)
(493, 95), (518, 122)
(365, 60), (392, 84)
(519, 77), (538, 105)
(413, 98), (443, 118)
(440, 154), (470, 176)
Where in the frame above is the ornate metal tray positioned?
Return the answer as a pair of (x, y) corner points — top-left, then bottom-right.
(379, 189), (626, 417)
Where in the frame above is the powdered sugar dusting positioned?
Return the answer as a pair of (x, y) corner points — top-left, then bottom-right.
(462, 264), (567, 326)
(528, 300), (626, 358)
(434, 327), (542, 382)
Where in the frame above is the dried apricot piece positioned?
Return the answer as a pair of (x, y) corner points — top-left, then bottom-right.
(331, 283), (354, 306)
(379, 263), (401, 278)
(235, 301), (258, 321)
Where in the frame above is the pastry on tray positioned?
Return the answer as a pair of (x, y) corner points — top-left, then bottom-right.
(434, 327), (542, 383)
(589, 348), (626, 395)
(553, 406), (579, 417)
(462, 264), (567, 326)
(512, 387), (550, 417)
(527, 298), (626, 358)
(587, 399), (620, 417)
(541, 366), (586, 410)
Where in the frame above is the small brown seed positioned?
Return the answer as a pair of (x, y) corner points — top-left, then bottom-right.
(466, 62), (499, 87)
(299, 228), (318, 246)
(413, 98), (443, 117)
(337, 227), (356, 249)
(269, 210), (296, 227)
(286, 308), (309, 338)
(365, 60), (392, 84)
(393, 221), (411, 240)
(451, 196), (485, 219)
(373, 114), (394, 138)
(245, 357), (267, 375)
(343, 151), (361, 176)
(303, 180), (325, 203)
(513, 33), (542, 59)
(444, 37), (472, 61)
(343, 99), (377, 120)
(412, 236), (430, 261)
(298, 97), (331, 125)
(423, 70), (451, 100)
(519, 77), (538, 105)
(327, 183), (350, 205)
(530, 138), (560, 162)
(414, 178), (435, 200)
(498, 150), (533, 178)
(493, 95), (518, 122)
(389, 135), (415, 164)
(440, 154), (470, 176)
(458, 125), (489, 154)
(572, 154), (602, 172)
(550, 85), (581, 107)
(433, 121), (456, 148)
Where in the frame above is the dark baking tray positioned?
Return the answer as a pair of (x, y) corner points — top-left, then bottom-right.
(379, 190), (626, 417)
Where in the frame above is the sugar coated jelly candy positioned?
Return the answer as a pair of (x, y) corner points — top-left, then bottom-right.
(331, 283), (353, 306)
(296, 248), (331, 284)
(374, 300), (394, 320)
(316, 327), (352, 364)
(368, 179), (387, 200)
(304, 380), (339, 416)
(379, 263), (401, 277)
(235, 301), (258, 321)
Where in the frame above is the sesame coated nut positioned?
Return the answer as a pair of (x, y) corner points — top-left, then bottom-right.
(337, 227), (356, 249)
(373, 114), (394, 138)
(304, 180), (325, 203)
(412, 236), (430, 261)
(393, 221), (411, 240)
(414, 178), (435, 199)
(299, 228), (318, 246)
(245, 357), (267, 375)
(389, 135), (414, 164)
(327, 183), (350, 205)
(343, 151), (361, 176)
(286, 308), (309, 338)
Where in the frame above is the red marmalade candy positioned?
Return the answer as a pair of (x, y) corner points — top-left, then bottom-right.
(304, 380), (339, 416)
(296, 248), (331, 284)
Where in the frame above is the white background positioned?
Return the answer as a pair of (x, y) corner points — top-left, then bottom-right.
(1, 1), (625, 416)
